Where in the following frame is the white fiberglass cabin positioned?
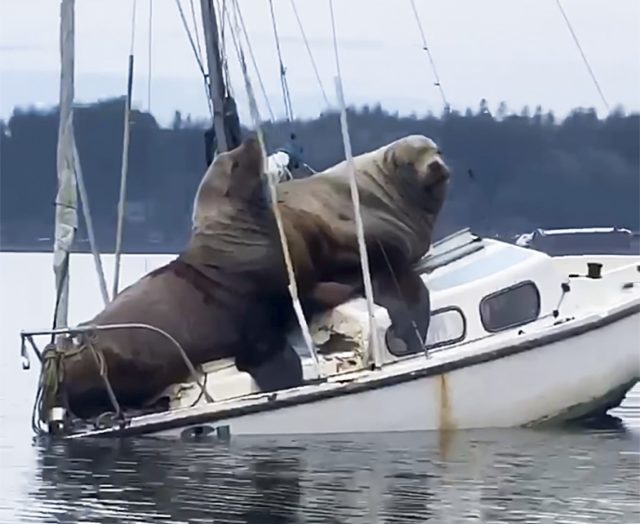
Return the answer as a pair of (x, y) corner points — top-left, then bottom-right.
(33, 228), (638, 440)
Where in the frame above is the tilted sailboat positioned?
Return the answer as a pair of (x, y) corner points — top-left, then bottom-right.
(19, 0), (640, 439)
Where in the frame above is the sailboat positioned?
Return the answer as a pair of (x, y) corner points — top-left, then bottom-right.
(18, 0), (640, 439)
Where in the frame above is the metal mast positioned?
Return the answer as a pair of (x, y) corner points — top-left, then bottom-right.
(199, 0), (229, 153)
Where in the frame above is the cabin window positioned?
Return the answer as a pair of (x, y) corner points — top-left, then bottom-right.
(480, 281), (540, 333)
(425, 307), (466, 349)
(385, 307), (466, 356)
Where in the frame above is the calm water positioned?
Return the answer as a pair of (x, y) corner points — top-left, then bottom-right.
(1, 253), (639, 523)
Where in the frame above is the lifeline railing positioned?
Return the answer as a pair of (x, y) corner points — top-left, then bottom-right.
(20, 322), (213, 434)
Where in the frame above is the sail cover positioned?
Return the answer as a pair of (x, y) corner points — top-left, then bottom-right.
(53, 0), (79, 328)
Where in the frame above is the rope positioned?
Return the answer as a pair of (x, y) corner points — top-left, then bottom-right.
(289, 0), (330, 107)
(30, 320), (215, 433)
(112, 0), (137, 299)
(128, 0), (137, 56)
(267, 0), (295, 122)
(408, 0), (449, 112)
(554, 0), (609, 112)
(329, 0), (382, 369)
(51, 252), (71, 344)
(215, 0), (233, 97)
(328, 0), (342, 84)
(86, 337), (123, 421)
(188, 0), (204, 65)
(147, 0), (153, 111)
(32, 339), (85, 433)
(229, 0), (323, 376)
(32, 337), (120, 433)
(174, 0), (213, 117)
(228, 0), (275, 121)
(175, 0), (205, 72)
(73, 142), (109, 306)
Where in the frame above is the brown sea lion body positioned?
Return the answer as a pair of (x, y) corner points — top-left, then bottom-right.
(61, 138), (297, 418)
(277, 134), (450, 349)
(59, 135), (449, 418)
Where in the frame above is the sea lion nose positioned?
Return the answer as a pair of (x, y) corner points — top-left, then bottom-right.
(427, 159), (450, 180)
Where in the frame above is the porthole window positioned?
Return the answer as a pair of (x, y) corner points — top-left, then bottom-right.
(480, 281), (541, 333)
(386, 307), (466, 356)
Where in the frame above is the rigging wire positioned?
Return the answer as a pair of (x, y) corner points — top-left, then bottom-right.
(328, 0), (383, 369)
(224, 0), (257, 119)
(128, 0), (137, 55)
(229, 1), (276, 121)
(227, 0), (323, 376)
(113, 0), (137, 300)
(267, 0), (295, 122)
(174, 0), (213, 117)
(147, 0), (153, 111)
(74, 143), (109, 306)
(553, 0), (609, 112)
(188, 0), (204, 65)
(215, 0), (233, 96)
(328, 0), (342, 84)
(289, 0), (330, 108)
(408, 0), (449, 112)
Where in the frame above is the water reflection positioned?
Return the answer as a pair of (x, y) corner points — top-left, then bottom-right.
(31, 439), (305, 523)
(19, 426), (640, 523)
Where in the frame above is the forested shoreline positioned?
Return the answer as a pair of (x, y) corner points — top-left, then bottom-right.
(1, 98), (638, 253)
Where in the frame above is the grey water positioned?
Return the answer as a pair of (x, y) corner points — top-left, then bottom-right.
(1, 253), (639, 523)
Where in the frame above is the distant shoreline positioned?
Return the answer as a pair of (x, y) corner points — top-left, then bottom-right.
(0, 242), (182, 256)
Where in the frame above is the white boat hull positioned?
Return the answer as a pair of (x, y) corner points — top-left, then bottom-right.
(20, 230), (637, 439)
(72, 301), (639, 439)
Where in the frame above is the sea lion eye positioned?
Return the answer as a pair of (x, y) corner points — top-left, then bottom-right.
(231, 160), (239, 170)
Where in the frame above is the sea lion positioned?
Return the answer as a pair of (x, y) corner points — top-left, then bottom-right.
(57, 137), (300, 418)
(276, 134), (450, 353)
(52, 134), (449, 419)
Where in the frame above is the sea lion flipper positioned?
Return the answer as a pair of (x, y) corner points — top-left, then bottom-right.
(373, 268), (430, 355)
(239, 344), (304, 393)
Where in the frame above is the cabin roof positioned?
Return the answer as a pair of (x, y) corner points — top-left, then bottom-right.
(416, 229), (545, 292)
(426, 240), (542, 291)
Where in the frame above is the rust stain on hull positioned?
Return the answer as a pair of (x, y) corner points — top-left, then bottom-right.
(438, 373), (455, 459)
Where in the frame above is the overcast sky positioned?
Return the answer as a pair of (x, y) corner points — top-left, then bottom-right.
(0, 0), (638, 126)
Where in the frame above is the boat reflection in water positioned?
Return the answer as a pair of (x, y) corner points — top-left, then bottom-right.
(23, 423), (640, 523)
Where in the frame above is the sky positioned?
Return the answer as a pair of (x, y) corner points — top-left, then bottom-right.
(0, 0), (639, 127)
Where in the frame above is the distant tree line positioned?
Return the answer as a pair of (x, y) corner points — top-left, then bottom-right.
(0, 97), (638, 253)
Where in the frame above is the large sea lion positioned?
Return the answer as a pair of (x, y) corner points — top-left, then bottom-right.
(276, 134), (450, 353)
(50, 134), (449, 420)
(56, 137), (299, 419)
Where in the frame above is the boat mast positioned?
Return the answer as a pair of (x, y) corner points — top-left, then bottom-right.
(199, 0), (229, 153)
(53, 0), (79, 330)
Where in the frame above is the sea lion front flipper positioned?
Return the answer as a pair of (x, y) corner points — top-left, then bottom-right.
(372, 267), (430, 355)
(241, 344), (304, 393)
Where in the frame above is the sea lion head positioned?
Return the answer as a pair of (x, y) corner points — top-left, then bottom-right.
(382, 134), (450, 216)
(206, 135), (265, 200)
(192, 135), (268, 229)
